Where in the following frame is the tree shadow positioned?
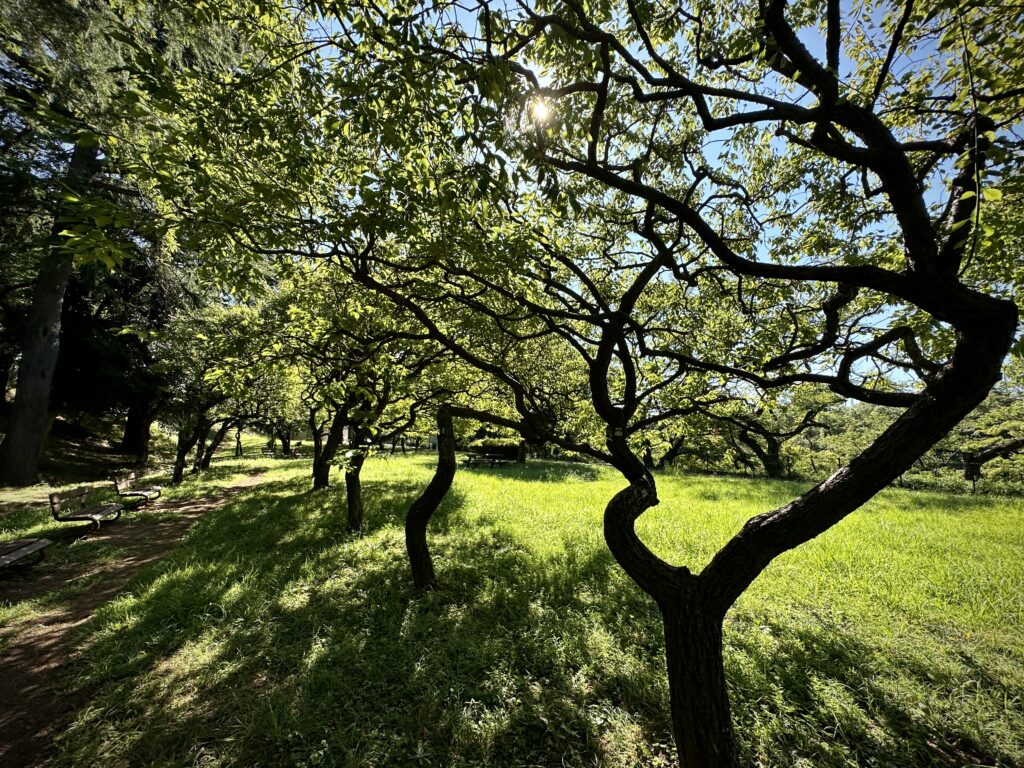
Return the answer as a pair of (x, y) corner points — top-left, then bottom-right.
(51, 474), (1021, 768)
(461, 460), (603, 483)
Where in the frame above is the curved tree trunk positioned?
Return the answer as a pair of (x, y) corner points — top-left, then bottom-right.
(200, 419), (236, 470)
(405, 405), (455, 589)
(234, 425), (244, 457)
(0, 143), (99, 486)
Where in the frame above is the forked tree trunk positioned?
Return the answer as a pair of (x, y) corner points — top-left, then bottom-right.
(345, 450), (366, 532)
(191, 420), (215, 473)
(234, 426), (243, 457)
(0, 143), (99, 486)
(405, 405), (455, 588)
(172, 416), (208, 484)
(312, 410), (346, 490)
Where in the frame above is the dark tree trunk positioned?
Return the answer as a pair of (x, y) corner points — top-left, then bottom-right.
(642, 441), (655, 469)
(405, 405), (455, 589)
(0, 350), (15, 404)
(172, 416), (207, 484)
(661, 603), (737, 768)
(191, 419), (215, 474)
(0, 143), (99, 486)
(600, 441), (740, 768)
(200, 419), (235, 470)
(276, 428), (292, 457)
(234, 425), (243, 457)
(345, 448), (366, 532)
(962, 437), (1024, 482)
(120, 402), (156, 461)
(412, 436), (422, 451)
(517, 439), (527, 463)
(399, 436), (406, 454)
(312, 410), (346, 490)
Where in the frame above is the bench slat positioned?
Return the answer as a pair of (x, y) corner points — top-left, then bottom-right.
(0, 538), (52, 568)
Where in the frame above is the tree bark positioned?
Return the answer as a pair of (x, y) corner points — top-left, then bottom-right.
(120, 401), (156, 461)
(234, 425), (243, 457)
(191, 419), (214, 474)
(172, 416), (207, 484)
(200, 419), (235, 470)
(0, 350), (15, 405)
(661, 602), (737, 768)
(344, 451), (366, 532)
(0, 143), (100, 485)
(312, 409), (346, 490)
(405, 405), (456, 589)
(276, 428), (292, 457)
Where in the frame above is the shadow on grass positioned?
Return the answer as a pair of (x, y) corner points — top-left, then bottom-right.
(54, 472), (1020, 768)
(460, 459), (603, 483)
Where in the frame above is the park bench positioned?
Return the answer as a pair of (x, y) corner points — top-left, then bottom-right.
(462, 453), (509, 469)
(113, 472), (162, 507)
(0, 538), (51, 570)
(260, 447), (276, 458)
(48, 487), (124, 528)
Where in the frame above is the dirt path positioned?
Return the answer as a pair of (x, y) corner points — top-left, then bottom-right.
(0, 472), (266, 768)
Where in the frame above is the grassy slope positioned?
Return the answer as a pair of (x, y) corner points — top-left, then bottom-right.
(6, 454), (1019, 767)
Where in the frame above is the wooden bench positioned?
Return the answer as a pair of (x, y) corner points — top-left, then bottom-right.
(48, 488), (124, 528)
(113, 472), (162, 507)
(0, 538), (51, 570)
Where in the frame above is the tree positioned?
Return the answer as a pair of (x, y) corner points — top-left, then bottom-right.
(0, 0), (260, 483)
(307, 1), (1024, 763)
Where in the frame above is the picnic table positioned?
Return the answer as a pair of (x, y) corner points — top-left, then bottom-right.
(462, 452), (509, 468)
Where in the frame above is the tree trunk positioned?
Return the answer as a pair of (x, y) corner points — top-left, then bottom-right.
(661, 604), (738, 768)
(642, 441), (655, 469)
(0, 350), (15, 405)
(405, 405), (455, 589)
(345, 450), (366, 532)
(276, 428), (292, 457)
(120, 402), (155, 461)
(517, 439), (527, 463)
(234, 425), (243, 457)
(312, 409), (346, 490)
(191, 419), (214, 474)
(172, 418), (206, 484)
(0, 143), (99, 486)
(200, 419), (235, 470)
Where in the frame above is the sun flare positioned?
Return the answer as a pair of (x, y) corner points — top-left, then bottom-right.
(530, 96), (552, 124)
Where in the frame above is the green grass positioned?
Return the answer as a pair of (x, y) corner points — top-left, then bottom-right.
(5, 454), (1021, 767)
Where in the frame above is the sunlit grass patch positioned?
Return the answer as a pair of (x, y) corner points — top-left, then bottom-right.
(37, 454), (1024, 767)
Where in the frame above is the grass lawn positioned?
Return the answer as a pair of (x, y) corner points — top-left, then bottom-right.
(4, 453), (1022, 767)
